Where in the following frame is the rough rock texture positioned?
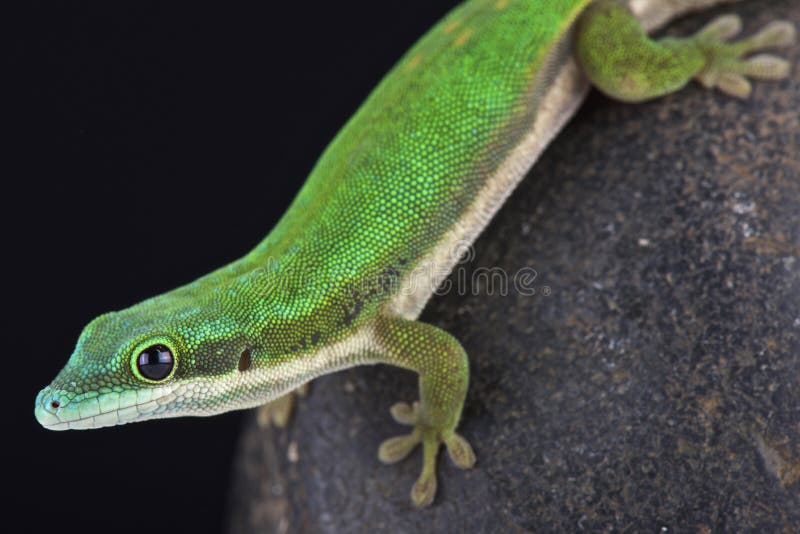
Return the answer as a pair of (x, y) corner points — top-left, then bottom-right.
(227, 2), (800, 532)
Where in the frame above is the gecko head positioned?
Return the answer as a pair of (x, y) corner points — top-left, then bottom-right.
(35, 299), (258, 431)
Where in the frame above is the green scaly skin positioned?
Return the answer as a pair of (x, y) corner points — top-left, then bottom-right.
(35, 0), (795, 507)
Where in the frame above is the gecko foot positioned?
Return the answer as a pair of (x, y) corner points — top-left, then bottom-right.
(691, 14), (796, 98)
(377, 401), (475, 507)
(257, 383), (309, 428)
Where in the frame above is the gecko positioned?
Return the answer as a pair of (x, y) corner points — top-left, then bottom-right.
(36, 0), (795, 507)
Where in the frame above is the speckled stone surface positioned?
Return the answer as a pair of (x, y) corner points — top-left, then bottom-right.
(227, 2), (800, 532)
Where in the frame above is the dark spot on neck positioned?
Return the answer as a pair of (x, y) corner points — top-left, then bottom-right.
(238, 349), (252, 372)
(342, 299), (364, 326)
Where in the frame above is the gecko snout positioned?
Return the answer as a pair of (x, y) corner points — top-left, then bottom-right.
(34, 387), (65, 429)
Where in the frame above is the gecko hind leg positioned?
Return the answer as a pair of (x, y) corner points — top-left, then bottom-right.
(575, 0), (796, 101)
(257, 383), (309, 428)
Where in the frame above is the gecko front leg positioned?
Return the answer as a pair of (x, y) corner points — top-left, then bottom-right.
(373, 316), (475, 507)
(257, 383), (309, 428)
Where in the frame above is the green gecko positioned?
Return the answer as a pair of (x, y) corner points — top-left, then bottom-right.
(36, 0), (795, 507)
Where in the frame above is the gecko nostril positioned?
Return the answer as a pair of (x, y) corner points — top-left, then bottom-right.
(50, 400), (60, 409)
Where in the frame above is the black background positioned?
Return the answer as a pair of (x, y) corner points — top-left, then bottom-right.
(8, 2), (456, 532)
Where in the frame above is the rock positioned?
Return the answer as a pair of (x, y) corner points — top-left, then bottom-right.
(227, 2), (800, 531)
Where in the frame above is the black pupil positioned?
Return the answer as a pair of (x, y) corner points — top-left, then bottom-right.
(137, 344), (174, 380)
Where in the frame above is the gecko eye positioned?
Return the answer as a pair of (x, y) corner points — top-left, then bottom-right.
(136, 344), (174, 381)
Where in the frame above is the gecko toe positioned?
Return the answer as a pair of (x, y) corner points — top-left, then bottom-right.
(411, 471), (437, 508)
(716, 72), (752, 98)
(740, 54), (791, 79)
(696, 13), (742, 42)
(740, 20), (797, 51)
(445, 432), (476, 469)
(389, 401), (418, 425)
(378, 431), (421, 464)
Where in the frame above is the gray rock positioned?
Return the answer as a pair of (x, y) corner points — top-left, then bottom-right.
(227, 2), (800, 532)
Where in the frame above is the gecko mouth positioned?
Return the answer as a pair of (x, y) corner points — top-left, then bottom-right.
(34, 384), (180, 430)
